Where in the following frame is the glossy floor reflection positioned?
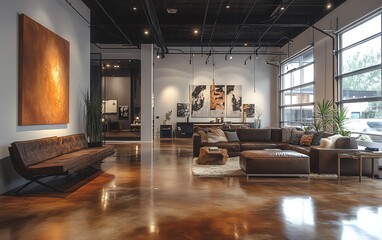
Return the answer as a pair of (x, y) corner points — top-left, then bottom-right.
(1, 139), (382, 239)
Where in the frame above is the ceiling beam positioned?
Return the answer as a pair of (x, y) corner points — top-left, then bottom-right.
(140, 0), (168, 57)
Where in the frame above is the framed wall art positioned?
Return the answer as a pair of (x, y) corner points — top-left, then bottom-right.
(210, 84), (225, 118)
(190, 85), (209, 117)
(118, 106), (129, 120)
(226, 85), (242, 118)
(243, 104), (255, 117)
(177, 103), (189, 117)
(18, 14), (69, 125)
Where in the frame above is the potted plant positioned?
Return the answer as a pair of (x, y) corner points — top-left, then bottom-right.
(333, 105), (350, 136)
(163, 110), (172, 125)
(315, 99), (333, 131)
(254, 106), (264, 128)
(83, 89), (103, 147)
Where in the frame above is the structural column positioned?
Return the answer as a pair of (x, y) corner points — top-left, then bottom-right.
(140, 44), (154, 141)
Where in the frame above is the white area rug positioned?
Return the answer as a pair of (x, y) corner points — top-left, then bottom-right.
(192, 157), (338, 179)
(192, 157), (246, 177)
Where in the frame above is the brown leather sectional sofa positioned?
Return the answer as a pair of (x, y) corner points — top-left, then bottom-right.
(193, 128), (377, 175)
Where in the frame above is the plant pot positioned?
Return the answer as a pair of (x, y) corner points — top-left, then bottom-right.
(88, 141), (103, 148)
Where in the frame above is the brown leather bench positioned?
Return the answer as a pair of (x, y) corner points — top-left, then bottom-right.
(240, 150), (310, 179)
(8, 133), (114, 193)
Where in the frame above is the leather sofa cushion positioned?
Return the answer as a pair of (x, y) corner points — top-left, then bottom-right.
(12, 137), (63, 167)
(286, 144), (311, 155)
(335, 137), (358, 149)
(271, 128), (282, 142)
(240, 142), (280, 151)
(237, 128), (271, 142)
(60, 133), (88, 154)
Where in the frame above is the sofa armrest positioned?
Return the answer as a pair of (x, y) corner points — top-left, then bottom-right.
(193, 133), (202, 157)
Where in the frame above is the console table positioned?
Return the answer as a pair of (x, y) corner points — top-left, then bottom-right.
(337, 151), (382, 182)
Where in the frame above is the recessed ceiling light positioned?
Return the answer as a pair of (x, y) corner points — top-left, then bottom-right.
(280, 6), (285, 10)
(167, 8), (178, 14)
(194, 29), (199, 34)
(326, 2), (332, 9)
(144, 30), (149, 35)
(133, 6), (137, 11)
(226, 5), (230, 9)
(106, 64), (110, 67)
(244, 43), (248, 46)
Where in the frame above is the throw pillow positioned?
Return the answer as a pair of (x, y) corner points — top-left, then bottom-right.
(305, 131), (325, 146)
(207, 128), (228, 143)
(328, 134), (343, 146)
(197, 130), (208, 143)
(225, 131), (240, 142)
(335, 137), (358, 149)
(289, 132), (303, 145)
(312, 131), (324, 146)
(319, 138), (332, 148)
(300, 134), (314, 146)
(281, 127), (294, 143)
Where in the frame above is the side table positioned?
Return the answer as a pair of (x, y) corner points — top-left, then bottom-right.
(337, 151), (382, 182)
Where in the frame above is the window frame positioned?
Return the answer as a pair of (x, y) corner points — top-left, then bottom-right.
(337, 11), (382, 140)
(279, 48), (315, 127)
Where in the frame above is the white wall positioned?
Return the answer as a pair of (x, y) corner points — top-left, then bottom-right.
(153, 47), (279, 135)
(0, 0), (90, 193)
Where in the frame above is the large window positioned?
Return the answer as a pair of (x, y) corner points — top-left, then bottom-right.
(338, 12), (382, 143)
(280, 49), (314, 127)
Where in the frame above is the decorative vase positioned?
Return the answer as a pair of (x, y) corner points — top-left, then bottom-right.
(254, 119), (261, 128)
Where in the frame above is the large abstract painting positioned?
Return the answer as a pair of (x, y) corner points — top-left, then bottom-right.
(190, 85), (209, 117)
(226, 85), (242, 118)
(210, 83), (225, 118)
(19, 14), (69, 125)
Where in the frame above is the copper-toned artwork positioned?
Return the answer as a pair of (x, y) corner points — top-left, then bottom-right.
(19, 14), (69, 125)
(210, 81), (225, 118)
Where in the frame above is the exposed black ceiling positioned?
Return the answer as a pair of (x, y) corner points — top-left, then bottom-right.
(81, 0), (346, 50)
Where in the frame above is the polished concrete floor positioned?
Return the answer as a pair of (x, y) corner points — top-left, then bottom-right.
(1, 139), (382, 239)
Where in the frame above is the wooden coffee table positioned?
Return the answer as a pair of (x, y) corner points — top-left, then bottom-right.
(197, 147), (228, 165)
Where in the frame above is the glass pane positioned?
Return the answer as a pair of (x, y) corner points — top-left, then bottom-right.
(282, 73), (291, 89)
(291, 107), (301, 122)
(302, 51), (314, 64)
(292, 70), (301, 87)
(282, 107), (292, 122)
(341, 14), (381, 48)
(343, 101), (382, 136)
(341, 69), (382, 100)
(341, 36), (381, 74)
(291, 88), (301, 105)
(300, 85), (314, 103)
(281, 90), (291, 105)
(302, 64), (314, 84)
(301, 105), (314, 124)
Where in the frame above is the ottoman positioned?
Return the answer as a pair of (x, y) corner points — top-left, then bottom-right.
(240, 150), (310, 179)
